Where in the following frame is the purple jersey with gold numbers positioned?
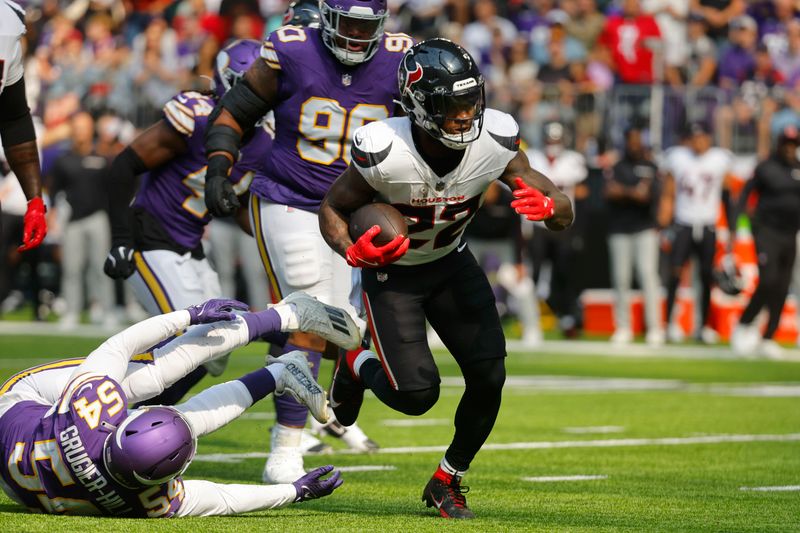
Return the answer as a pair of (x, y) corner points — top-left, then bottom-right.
(0, 374), (185, 517)
(134, 90), (274, 250)
(250, 26), (412, 211)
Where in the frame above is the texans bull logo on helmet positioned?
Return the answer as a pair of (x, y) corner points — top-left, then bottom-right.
(403, 58), (423, 93)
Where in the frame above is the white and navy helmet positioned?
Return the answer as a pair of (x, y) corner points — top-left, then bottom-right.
(398, 38), (485, 150)
(284, 0), (322, 28)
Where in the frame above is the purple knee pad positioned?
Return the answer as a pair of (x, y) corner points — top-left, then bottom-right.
(274, 344), (322, 427)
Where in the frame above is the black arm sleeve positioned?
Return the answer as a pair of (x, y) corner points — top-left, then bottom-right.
(0, 78), (36, 148)
(219, 78), (272, 130)
(108, 146), (148, 245)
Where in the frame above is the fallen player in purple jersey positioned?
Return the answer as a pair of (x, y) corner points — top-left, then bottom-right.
(0, 294), (359, 517)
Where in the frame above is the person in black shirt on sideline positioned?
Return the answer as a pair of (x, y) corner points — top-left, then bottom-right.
(605, 127), (664, 346)
(48, 111), (115, 330)
(731, 126), (800, 359)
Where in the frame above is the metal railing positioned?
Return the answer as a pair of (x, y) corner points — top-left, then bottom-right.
(492, 81), (772, 156)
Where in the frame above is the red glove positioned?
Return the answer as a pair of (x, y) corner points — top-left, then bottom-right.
(510, 177), (555, 221)
(18, 197), (47, 252)
(346, 225), (410, 268)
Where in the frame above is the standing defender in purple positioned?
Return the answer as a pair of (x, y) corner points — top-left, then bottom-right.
(204, 0), (412, 482)
(103, 40), (272, 404)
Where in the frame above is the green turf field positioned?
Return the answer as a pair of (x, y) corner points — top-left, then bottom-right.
(1, 333), (798, 532)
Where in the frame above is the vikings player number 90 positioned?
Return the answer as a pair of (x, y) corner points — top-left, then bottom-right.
(297, 98), (388, 165)
(384, 33), (413, 53)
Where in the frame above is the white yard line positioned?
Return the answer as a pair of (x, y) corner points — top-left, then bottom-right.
(441, 375), (800, 396)
(193, 432), (800, 462)
(563, 426), (625, 434)
(739, 485), (800, 492)
(336, 465), (397, 472)
(505, 339), (800, 361)
(522, 475), (608, 482)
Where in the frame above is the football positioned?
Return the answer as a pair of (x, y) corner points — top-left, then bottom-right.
(349, 203), (408, 246)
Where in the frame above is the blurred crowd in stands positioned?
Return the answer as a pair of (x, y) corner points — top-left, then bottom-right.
(9, 0), (800, 156)
(2, 0), (800, 349)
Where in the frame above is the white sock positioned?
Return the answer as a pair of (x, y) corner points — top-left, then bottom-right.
(266, 364), (284, 383)
(273, 422), (303, 448)
(273, 302), (298, 331)
(352, 350), (378, 379)
(440, 457), (467, 477)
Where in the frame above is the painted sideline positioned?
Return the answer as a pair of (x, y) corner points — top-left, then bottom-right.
(739, 485), (800, 492)
(3, 320), (798, 361)
(522, 475), (608, 482)
(193, 432), (800, 463)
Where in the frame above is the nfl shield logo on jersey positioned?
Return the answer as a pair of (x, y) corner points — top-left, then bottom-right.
(342, 74), (352, 86)
(377, 272), (388, 282)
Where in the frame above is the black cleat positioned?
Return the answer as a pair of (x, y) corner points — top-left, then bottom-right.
(329, 349), (364, 427)
(422, 473), (475, 519)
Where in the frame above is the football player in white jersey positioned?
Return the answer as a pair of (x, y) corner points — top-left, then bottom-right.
(0, 0), (47, 252)
(319, 39), (573, 519)
(525, 122), (589, 337)
(660, 123), (735, 344)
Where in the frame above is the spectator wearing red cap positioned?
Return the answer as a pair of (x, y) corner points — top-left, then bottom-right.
(731, 126), (800, 359)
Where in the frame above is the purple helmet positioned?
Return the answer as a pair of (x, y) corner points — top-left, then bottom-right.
(319, 0), (388, 65)
(212, 39), (261, 99)
(103, 406), (197, 488)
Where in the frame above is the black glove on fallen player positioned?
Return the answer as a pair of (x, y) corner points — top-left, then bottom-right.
(104, 245), (136, 280)
(205, 174), (240, 217)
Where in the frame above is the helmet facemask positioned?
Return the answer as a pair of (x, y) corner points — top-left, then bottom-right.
(430, 84), (485, 150)
(215, 58), (246, 94)
(319, 1), (388, 65)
